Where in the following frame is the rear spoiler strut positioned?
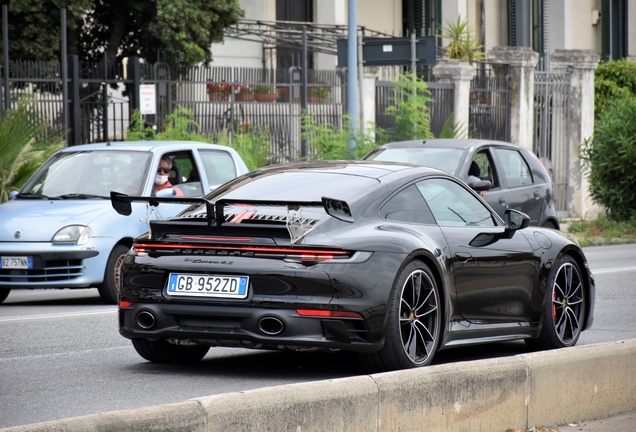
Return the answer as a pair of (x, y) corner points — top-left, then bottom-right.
(110, 192), (354, 228)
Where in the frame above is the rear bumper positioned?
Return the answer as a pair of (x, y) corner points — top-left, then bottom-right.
(119, 302), (380, 353)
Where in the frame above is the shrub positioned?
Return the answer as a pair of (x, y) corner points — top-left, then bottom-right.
(301, 114), (376, 160)
(127, 107), (210, 142)
(580, 97), (636, 221)
(215, 128), (271, 171)
(0, 100), (64, 203)
(594, 59), (636, 118)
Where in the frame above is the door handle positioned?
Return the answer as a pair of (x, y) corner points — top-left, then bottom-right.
(533, 191), (541, 200)
(455, 252), (474, 263)
(498, 197), (508, 208)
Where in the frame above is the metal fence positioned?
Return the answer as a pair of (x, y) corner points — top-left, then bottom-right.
(534, 70), (572, 214)
(375, 80), (455, 138)
(469, 61), (511, 142)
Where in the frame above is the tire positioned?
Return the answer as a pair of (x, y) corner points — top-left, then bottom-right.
(360, 260), (442, 372)
(131, 339), (210, 364)
(0, 289), (10, 304)
(97, 244), (129, 305)
(541, 220), (558, 230)
(526, 255), (586, 351)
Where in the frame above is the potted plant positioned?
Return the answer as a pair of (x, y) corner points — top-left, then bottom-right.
(253, 85), (279, 103)
(206, 79), (231, 101)
(234, 85), (255, 102)
(308, 80), (330, 103)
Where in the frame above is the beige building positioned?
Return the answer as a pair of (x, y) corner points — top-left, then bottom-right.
(213, 0), (635, 69)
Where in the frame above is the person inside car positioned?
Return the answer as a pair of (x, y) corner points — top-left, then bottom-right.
(468, 161), (487, 196)
(153, 156), (183, 196)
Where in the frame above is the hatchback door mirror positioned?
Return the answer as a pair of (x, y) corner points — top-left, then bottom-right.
(469, 180), (492, 193)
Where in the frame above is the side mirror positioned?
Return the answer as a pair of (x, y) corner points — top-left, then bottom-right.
(8, 191), (19, 200)
(504, 209), (530, 231)
(155, 188), (176, 197)
(469, 180), (492, 193)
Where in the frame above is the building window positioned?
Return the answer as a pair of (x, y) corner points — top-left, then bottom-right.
(602, 0), (628, 61)
(275, 0), (314, 69)
(402, 0), (438, 38)
(508, 0), (544, 68)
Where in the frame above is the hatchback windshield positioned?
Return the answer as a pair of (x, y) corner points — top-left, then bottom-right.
(365, 147), (464, 174)
(21, 150), (152, 198)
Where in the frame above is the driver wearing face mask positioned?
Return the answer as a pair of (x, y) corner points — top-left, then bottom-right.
(153, 156), (183, 196)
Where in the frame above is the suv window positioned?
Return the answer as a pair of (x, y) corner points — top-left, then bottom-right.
(380, 185), (436, 224)
(494, 148), (533, 187)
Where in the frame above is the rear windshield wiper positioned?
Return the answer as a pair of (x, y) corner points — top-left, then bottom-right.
(17, 192), (59, 200)
(56, 193), (106, 199)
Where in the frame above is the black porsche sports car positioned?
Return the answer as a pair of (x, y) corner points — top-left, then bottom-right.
(112, 161), (595, 372)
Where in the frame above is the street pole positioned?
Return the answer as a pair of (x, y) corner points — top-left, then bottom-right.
(347, 0), (358, 158)
(61, 9), (69, 146)
(2, 5), (10, 113)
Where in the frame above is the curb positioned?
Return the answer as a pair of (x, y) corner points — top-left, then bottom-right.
(4, 339), (636, 432)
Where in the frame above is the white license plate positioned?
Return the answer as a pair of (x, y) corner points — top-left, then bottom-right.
(167, 273), (249, 299)
(0, 256), (33, 269)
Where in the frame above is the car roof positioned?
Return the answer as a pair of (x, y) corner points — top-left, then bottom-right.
(56, 141), (234, 153)
(377, 138), (520, 150)
(250, 160), (447, 180)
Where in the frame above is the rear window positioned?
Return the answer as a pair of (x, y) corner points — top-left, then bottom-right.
(218, 172), (380, 203)
(365, 147), (464, 174)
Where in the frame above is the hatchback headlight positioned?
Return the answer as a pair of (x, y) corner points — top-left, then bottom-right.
(52, 225), (93, 245)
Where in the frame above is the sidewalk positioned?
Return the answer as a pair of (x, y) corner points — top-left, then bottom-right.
(507, 411), (636, 432)
(553, 411), (636, 432)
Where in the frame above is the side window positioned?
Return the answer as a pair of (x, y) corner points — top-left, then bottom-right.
(416, 178), (496, 227)
(470, 150), (499, 188)
(163, 151), (203, 197)
(494, 148), (533, 187)
(199, 150), (239, 190)
(379, 185), (436, 224)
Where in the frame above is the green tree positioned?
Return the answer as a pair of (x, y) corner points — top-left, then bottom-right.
(580, 97), (636, 221)
(3, 0), (243, 66)
(378, 73), (435, 143)
(0, 101), (64, 203)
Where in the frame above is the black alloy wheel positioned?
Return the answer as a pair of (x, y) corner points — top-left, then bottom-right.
(526, 255), (586, 350)
(360, 260), (441, 372)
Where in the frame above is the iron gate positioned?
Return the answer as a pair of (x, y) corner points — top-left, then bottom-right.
(469, 61), (511, 142)
(534, 71), (572, 215)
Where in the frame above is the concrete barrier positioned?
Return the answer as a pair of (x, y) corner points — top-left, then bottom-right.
(4, 339), (636, 432)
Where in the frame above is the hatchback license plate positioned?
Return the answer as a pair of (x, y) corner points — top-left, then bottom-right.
(1, 256), (33, 269)
(167, 273), (249, 299)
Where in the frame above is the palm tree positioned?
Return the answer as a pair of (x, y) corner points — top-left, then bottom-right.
(0, 100), (64, 203)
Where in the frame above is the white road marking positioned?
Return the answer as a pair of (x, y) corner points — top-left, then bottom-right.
(0, 309), (116, 323)
(592, 266), (636, 275)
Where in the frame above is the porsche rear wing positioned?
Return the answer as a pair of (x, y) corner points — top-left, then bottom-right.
(110, 192), (354, 228)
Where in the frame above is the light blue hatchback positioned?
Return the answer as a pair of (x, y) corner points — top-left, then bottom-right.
(0, 141), (249, 304)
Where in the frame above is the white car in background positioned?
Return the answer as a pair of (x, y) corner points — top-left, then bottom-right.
(0, 141), (249, 304)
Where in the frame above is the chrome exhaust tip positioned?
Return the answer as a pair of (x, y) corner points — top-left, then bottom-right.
(257, 316), (284, 336)
(136, 310), (156, 329)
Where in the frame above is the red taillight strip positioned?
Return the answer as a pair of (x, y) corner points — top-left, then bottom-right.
(180, 236), (254, 242)
(133, 243), (348, 255)
(119, 300), (133, 308)
(296, 309), (363, 319)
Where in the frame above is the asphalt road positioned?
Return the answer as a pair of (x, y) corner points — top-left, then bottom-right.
(1, 243), (635, 429)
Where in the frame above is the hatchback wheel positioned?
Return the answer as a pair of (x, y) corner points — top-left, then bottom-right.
(0, 289), (10, 304)
(526, 255), (585, 350)
(97, 244), (129, 305)
(361, 261), (441, 372)
(132, 339), (210, 364)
